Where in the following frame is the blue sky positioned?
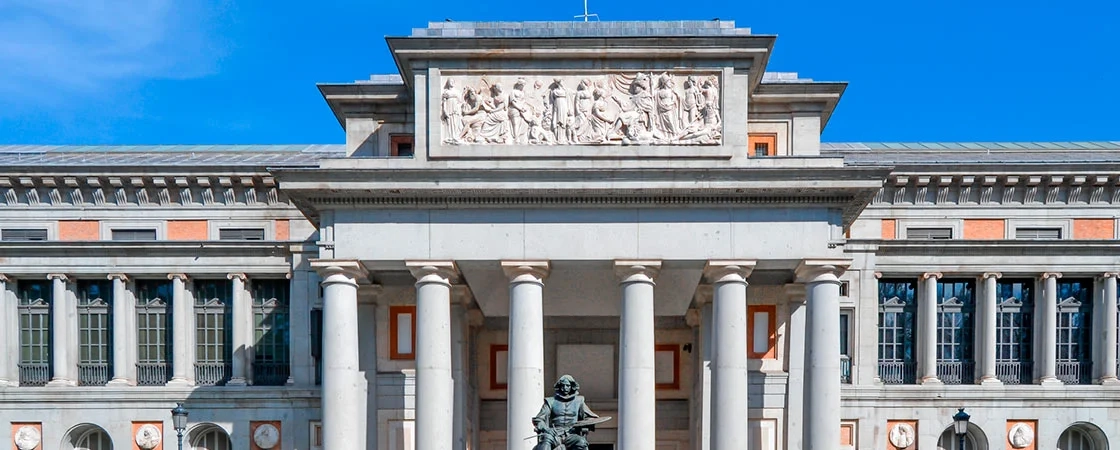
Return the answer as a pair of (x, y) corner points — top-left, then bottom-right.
(0, 0), (1116, 145)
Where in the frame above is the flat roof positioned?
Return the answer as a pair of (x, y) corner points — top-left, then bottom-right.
(409, 20), (751, 38)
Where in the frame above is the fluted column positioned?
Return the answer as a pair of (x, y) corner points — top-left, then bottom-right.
(1100, 273), (1119, 384)
(46, 273), (75, 386)
(408, 261), (458, 450)
(501, 261), (549, 450)
(107, 274), (134, 385)
(313, 260), (368, 450)
(979, 272), (1002, 385)
(797, 259), (849, 450)
(705, 260), (755, 450)
(0, 275), (16, 387)
(616, 260), (661, 450)
(783, 283), (807, 450)
(919, 272), (942, 384)
(167, 273), (193, 386)
(227, 273), (250, 386)
(1039, 272), (1062, 385)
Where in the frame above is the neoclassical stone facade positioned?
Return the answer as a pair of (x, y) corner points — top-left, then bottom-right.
(1, 20), (1118, 450)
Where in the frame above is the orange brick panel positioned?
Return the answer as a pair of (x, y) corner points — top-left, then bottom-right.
(1073, 218), (1114, 239)
(964, 219), (1005, 239)
(167, 220), (207, 240)
(275, 219), (290, 240)
(881, 219), (896, 239)
(58, 220), (99, 240)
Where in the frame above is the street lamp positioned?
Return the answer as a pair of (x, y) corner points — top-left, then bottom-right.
(952, 407), (971, 450)
(171, 402), (189, 450)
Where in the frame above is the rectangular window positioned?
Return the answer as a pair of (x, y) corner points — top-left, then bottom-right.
(391, 134), (415, 158)
(219, 228), (265, 241)
(390, 305), (416, 360)
(995, 279), (1034, 384)
(311, 308), (323, 386)
(748, 133), (777, 157)
(136, 280), (171, 386)
(747, 304), (776, 359)
(1015, 227), (1062, 239)
(77, 280), (112, 386)
(840, 310), (852, 384)
(839, 281), (850, 297)
(194, 279), (232, 386)
(654, 344), (681, 390)
(112, 229), (157, 241)
(252, 279), (291, 386)
(17, 280), (52, 386)
(1056, 279), (1092, 384)
(877, 279), (917, 384)
(935, 279), (975, 384)
(906, 227), (953, 240)
(2, 229), (47, 241)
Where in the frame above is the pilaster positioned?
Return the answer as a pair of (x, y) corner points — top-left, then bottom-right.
(107, 274), (135, 386)
(226, 273), (250, 386)
(45, 273), (75, 387)
(918, 272), (943, 385)
(782, 283), (807, 450)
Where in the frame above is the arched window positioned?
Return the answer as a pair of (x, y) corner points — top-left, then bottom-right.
(1057, 423), (1108, 450)
(190, 425), (232, 450)
(936, 424), (987, 450)
(65, 424), (113, 450)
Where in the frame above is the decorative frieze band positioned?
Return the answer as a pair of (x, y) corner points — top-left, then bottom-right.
(873, 174), (1120, 206)
(0, 175), (282, 207)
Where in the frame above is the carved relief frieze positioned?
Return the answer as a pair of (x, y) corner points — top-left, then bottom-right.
(439, 72), (722, 146)
(0, 175), (284, 208)
(873, 174), (1120, 207)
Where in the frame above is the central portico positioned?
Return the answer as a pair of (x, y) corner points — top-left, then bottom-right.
(276, 20), (889, 450)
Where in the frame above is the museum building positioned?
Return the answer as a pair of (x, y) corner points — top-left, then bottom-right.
(2, 20), (1120, 450)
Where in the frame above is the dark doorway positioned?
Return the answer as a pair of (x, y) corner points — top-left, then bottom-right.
(589, 444), (614, 450)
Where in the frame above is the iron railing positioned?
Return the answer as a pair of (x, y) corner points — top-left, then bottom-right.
(18, 363), (50, 386)
(1057, 361), (1092, 385)
(195, 363), (231, 386)
(878, 361), (917, 384)
(78, 363), (110, 386)
(136, 363), (169, 386)
(252, 362), (290, 386)
(936, 361), (975, 385)
(840, 355), (852, 384)
(995, 361), (1033, 385)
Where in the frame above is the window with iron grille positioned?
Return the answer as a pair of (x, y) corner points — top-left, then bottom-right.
(995, 279), (1034, 384)
(311, 308), (322, 386)
(1015, 227), (1062, 239)
(935, 280), (975, 384)
(136, 280), (172, 386)
(112, 229), (157, 241)
(877, 279), (917, 384)
(906, 227), (953, 240)
(77, 280), (112, 386)
(195, 279), (232, 386)
(17, 280), (52, 386)
(840, 310), (852, 384)
(1056, 279), (1092, 384)
(219, 228), (265, 241)
(252, 279), (290, 385)
(2, 228), (47, 241)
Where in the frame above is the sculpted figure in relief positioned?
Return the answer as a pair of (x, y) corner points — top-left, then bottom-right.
(549, 79), (573, 144)
(653, 73), (681, 139)
(440, 79), (464, 144)
(682, 76), (702, 127)
(508, 78), (533, 145)
(1007, 423), (1033, 448)
(888, 423), (916, 449)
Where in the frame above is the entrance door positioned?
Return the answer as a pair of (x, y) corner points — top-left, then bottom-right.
(589, 445), (614, 450)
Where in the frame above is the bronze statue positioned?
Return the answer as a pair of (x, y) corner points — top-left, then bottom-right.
(532, 375), (609, 450)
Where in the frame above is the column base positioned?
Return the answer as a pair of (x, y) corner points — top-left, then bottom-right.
(106, 378), (135, 387)
(920, 376), (942, 385)
(1039, 377), (1064, 386)
(979, 376), (1002, 386)
(45, 378), (77, 387)
(226, 377), (249, 386)
(1097, 377), (1120, 386)
(166, 378), (195, 387)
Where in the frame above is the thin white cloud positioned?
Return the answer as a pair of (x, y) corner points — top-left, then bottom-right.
(0, 0), (223, 98)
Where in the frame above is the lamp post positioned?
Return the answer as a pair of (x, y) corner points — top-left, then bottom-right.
(171, 402), (189, 450)
(952, 407), (971, 450)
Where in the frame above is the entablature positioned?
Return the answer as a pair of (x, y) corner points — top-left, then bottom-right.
(870, 172), (1120, 207)
(0, 173), (288, 208)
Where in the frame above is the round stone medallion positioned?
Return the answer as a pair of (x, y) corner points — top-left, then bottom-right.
(13, 426), (41, 450)
(888, 423), (916, 449)
(134, 424), (163, 450)
(253, 424), (280, 449)
(1008, 423), (1034, 449)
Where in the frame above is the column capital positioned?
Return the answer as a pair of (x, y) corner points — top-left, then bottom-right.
(0, 273), (9, 283)
(794, 258), (850, 284)
(46, 273), (69, 282)
(501, 260), (550, 284)
(982, 272), (1003, 280)
(703, 260), (755, 284)
(1041, 272), (1063, 280)
(692, 285), (713, 306)
(167, 273), (190, 282)
(226, 273), (248, 282)
(406, 260), (460, 285)
(615, 260), (662, 283)
(310, 259), (368, 280)
(784, 283), (807, 304)
(920, 272), (943, 281)
(1101, 272), (1120, 279)
(106, 273), (129, 282)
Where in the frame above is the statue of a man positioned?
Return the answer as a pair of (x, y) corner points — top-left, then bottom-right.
(532, 375), (599, 450)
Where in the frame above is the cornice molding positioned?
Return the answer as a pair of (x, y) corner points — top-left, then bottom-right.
(0, 174), (285, 208)
(873, 173), (1120, 207)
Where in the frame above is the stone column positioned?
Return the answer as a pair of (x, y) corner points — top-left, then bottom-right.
(616, 260), (661, 450)
(451, 286), (473, 450)
(313, 260), (368, 450)
(783, 283), (807, 450)
(408, 261), (458, 450)
(704, 260), (755, 450)
(919, 272), (942, 384)
(1039, 272), (1062, 385)
(167, 274), (193, 386)
(1099, 273), (1119, 384)
(687, 286), (713, 450)
(797, 259), (849, 450)
(227, 273), (250, 386)
(979, 272), (1001, 385)
(46, 273), (75, 386)
(107, 274), (134, 385)
(0, 275), (16, 387)
(501, 261), (549, 450)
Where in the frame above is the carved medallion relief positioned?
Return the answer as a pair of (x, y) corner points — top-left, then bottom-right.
(439, 73), (722, 146)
